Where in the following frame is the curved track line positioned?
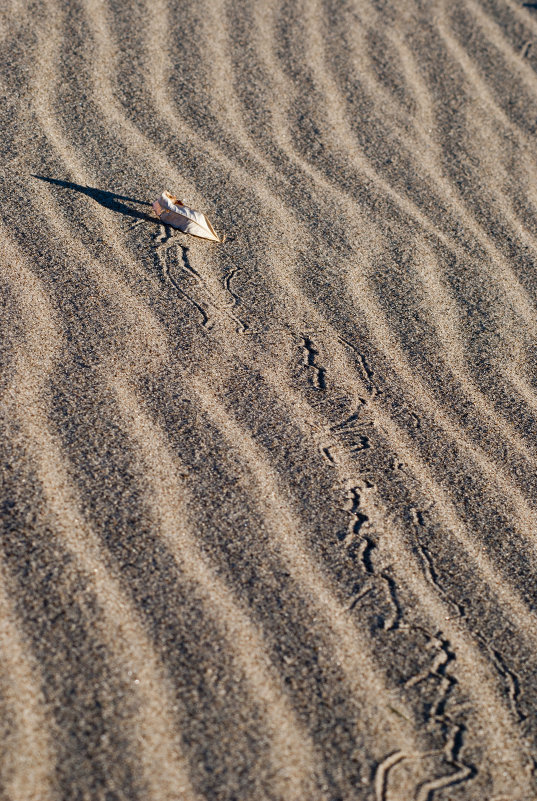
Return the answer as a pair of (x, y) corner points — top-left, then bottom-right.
(272, 361), (537, 648)
(251, 374), (533, 789)
(188, 375), (430, 749)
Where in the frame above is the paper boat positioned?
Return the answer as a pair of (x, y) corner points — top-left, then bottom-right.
(152, 191), (223, 242)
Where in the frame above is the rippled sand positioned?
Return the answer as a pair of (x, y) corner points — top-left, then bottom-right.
(1, 1), (537, 799)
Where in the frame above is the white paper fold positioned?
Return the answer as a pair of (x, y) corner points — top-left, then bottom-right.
(152, 191), (222, 242)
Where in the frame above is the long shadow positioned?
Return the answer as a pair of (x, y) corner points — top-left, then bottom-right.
(32, 175), (157, 223)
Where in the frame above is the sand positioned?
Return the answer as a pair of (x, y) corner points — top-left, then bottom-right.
(1, 0), (537, 799)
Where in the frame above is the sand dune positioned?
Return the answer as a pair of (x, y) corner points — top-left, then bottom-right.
(2, 0), (537, 799)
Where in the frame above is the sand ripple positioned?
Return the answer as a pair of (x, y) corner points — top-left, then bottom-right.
(1, 1), (537, 799)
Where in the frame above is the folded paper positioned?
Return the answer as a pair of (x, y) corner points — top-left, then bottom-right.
(152, 191), (223, 242)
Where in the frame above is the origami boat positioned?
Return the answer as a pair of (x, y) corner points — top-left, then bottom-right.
(152, 191), (223, 242)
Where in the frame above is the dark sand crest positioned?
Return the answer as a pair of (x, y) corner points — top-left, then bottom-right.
(2, 1), (537, 799)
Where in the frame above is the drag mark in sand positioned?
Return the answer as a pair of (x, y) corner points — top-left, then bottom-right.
(301, 335), (327, 390)
(153, 228), (249, 333)
(338, 336), (383, 396)
(411, 508), (531, 737)
(374, 733), (474, 801)
(222, 263), (250, 334)
(415, 723), (475, 801)
(312, 391), (404, 632)
(310, 365), (475, 796)
(340, 481), (401, 630)
(154, 236), (213, 329)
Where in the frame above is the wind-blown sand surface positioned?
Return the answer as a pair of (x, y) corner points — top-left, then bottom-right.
(1, 0), (537, 799)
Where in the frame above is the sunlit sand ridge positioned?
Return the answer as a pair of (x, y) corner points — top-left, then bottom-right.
(1, 1), (537, 799)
